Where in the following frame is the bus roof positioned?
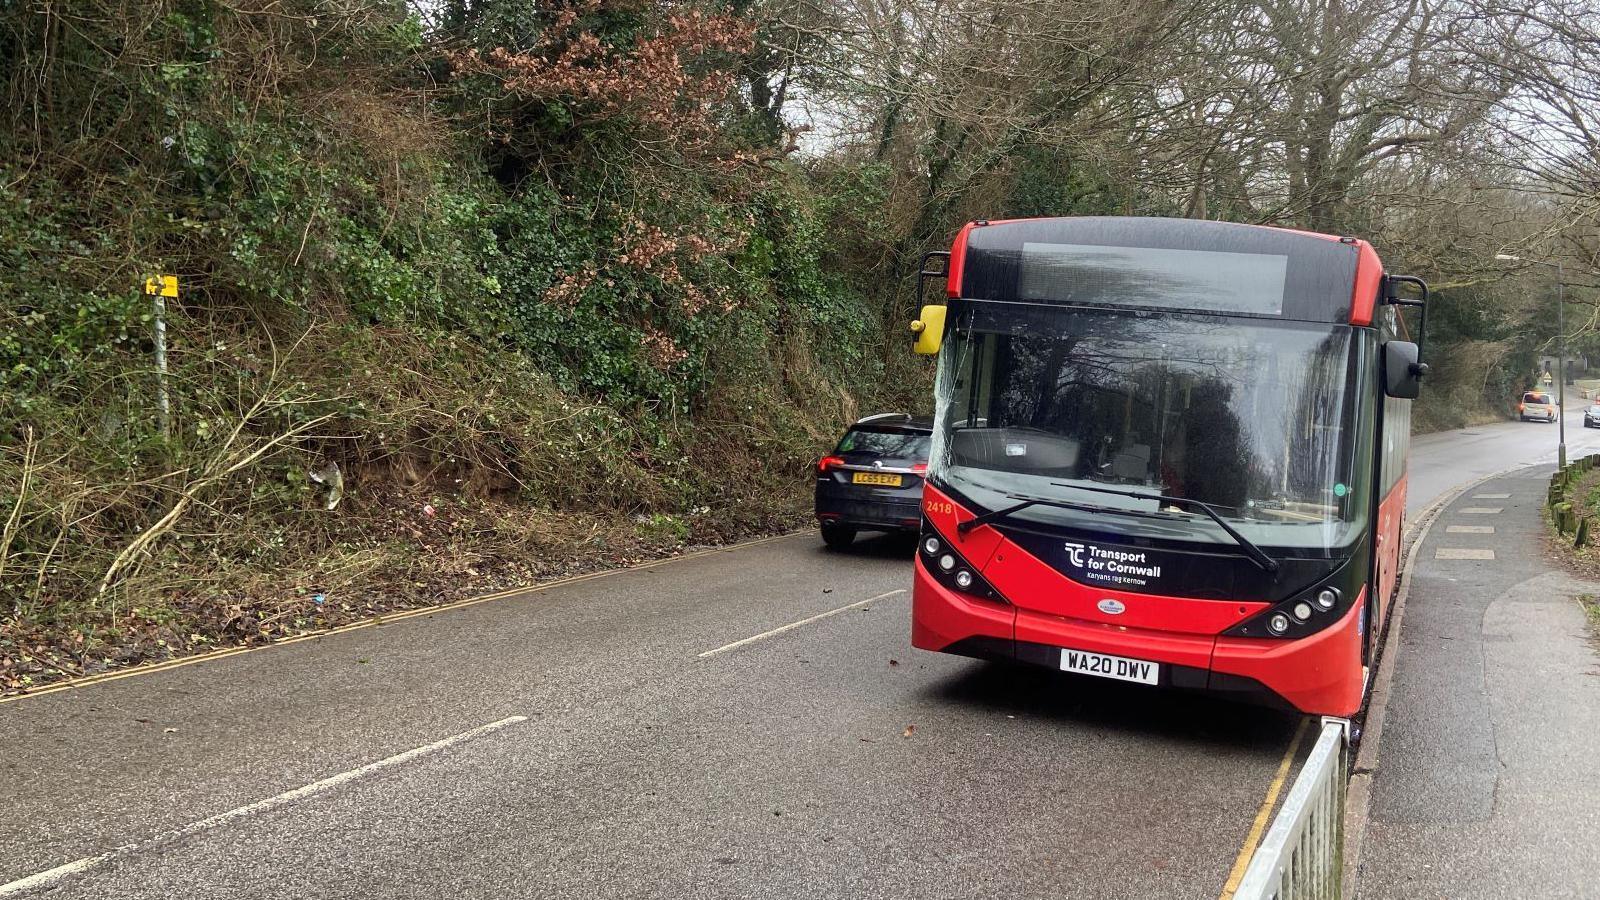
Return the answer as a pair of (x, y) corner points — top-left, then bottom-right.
(945, 217), (1384, 326)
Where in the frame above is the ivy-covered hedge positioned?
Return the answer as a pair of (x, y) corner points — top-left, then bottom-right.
(0, 0), (914, 670)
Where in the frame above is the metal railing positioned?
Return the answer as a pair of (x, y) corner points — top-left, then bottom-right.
(1234, 718), (1350, 900)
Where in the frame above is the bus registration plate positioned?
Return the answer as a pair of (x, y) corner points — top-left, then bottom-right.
(1059, 648), (1160, 685)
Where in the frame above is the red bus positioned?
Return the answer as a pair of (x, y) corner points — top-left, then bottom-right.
(908, 217), (1427, 717)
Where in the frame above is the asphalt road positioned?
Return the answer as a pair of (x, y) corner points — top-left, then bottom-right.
(1407, 387), (1600, 516)
(0, 401), (1588, 899)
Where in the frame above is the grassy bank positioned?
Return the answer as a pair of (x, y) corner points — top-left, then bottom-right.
(1546, 462), (1600, 641)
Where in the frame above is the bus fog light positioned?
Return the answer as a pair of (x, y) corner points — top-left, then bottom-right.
(938, 554), (956, 572)
(922, 536), (941, 555)
(1315, 588), (1339, 610)
(1268, 613), (1290, 634)
(1292, 602), (1313, 622)
(954, 570), (974, 589)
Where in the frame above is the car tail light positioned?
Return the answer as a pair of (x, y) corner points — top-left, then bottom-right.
(912, 462), (928, 473)
(817, 455), (846, 473)
(1518, 403), (1525, 412)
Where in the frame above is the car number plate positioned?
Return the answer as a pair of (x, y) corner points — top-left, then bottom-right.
(1059, 648), (1160, 685)
(852, 472), (903, 486)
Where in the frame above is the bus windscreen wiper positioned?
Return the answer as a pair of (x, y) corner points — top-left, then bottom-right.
(1054, 482), (1279, 574)
(957, 484), (1279, 574)
(957, 493), (1166, 535)
(958, 494), (1164, 534)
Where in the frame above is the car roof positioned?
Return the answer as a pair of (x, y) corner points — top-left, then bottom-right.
(852, 412), (934, 432)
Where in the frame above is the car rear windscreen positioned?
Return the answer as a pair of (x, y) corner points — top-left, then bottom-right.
(1525, 393), (1552, 404)
(839, 429), (932, 458)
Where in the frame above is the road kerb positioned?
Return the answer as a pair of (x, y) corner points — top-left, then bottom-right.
(1341, 463), (1541, 897)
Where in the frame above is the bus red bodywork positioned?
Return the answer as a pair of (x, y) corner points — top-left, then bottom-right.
(911, 217), (1423, 717)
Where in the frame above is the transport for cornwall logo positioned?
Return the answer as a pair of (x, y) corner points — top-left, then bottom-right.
(1059, 541), (1163, 585)
(1063, 542), (1086, 567)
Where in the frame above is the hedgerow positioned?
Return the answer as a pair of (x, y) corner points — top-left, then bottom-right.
(0, 0), (910, 687)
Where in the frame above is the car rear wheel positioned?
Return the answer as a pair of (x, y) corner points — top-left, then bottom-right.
(820, 523), (857, 550)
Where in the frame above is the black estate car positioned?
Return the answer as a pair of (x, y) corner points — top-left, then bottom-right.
(814, 413), (933, 549)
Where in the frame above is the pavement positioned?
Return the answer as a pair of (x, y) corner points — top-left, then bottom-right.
(1355, 465), (1600, 899)
(0, 402), (1594, 899)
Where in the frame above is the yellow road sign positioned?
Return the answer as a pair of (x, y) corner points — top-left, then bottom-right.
(144, 275), (178, 297)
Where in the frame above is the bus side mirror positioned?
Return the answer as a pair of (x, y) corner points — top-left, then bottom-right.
(1383, 340), (1427, 399)
(912, 305), (947, 355)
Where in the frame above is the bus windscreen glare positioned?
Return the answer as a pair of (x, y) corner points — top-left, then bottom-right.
(911, 217), (1424, 717)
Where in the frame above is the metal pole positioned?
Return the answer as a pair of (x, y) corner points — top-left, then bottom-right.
(153, 291), (171, 437)
(1559, 261), (1566, 469)
(144, 276), (175, 437)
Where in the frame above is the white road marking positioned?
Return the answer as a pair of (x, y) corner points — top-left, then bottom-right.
(1472, 493), (1511, 499)
(0, 716), (529, 897)
(698, 590), (907, 659)
(1446, 525), (1495, 534)
(1435, 548), (1495, 560)
(1459, 507), (1503, 514)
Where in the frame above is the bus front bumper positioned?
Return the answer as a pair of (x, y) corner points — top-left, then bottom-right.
(911, 557), (1366, 717)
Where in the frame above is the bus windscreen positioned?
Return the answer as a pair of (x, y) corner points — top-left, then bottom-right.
(1019, 243), (1289, 315)
(929, 303), (1367, 551)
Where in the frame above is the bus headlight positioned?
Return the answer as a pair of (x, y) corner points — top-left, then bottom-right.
(918, 523), (1006, 604)
(1223, 560), (1358, 640)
